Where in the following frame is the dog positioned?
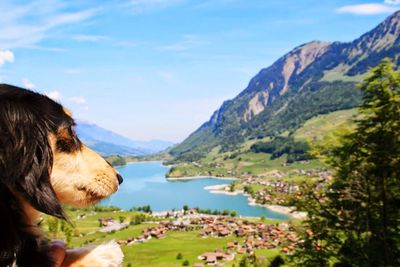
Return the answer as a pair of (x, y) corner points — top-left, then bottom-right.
(0, 84), (124, 267)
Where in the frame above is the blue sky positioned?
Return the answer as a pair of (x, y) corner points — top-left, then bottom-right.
(0, 0), (398, 142)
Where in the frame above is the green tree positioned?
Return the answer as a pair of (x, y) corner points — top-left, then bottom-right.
(230, 182), (237, 192)
(239, 255), (249, 267)
(222, 209), (230, 216)
(60, 220), (73, 245)
(142, 205), (152, 213)
(293, 59), (400, 266)
(119, 216), (126, 223)
(183, 205), (189, 214)
(130, 214), (146, 225)
(269, 255), (285, 267)
(47, 217), (59, 238)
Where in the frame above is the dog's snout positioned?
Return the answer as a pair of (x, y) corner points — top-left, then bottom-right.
(116, 173), (123, 185)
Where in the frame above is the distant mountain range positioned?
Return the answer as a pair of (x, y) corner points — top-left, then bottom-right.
(76, 122), (174, 156)
(171, 11), (400, 161)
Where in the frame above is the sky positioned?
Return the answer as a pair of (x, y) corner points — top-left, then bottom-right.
(0, 0), (398, 142)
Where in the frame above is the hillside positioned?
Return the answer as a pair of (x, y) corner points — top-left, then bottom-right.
(171, 11), (400, 162)
(76, 122), (174, 156)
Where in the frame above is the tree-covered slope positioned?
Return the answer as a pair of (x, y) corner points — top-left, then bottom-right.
(171, 11), (400, 162)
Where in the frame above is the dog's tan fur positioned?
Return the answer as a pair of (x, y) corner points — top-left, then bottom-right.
(49, 133), (119, 207)
(20, 125), (123, 267)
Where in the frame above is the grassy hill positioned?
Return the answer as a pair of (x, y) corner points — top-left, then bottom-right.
(168, 108), (358, 179)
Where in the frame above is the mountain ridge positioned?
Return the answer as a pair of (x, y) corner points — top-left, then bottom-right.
(76, 122), (174, 156)
(171, 10), (400, 161)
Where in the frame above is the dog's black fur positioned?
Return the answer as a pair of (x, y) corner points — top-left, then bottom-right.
(0, 84), (81, 267)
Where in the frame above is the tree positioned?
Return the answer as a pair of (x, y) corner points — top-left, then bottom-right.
(60, 220), (73, 245)
(293, 59), (400, 266)
(119, 216), (126, 223)
(130, 214), (146, 225)
(230, 182), (237, 192)
(47, 217), (59, 238)
(142, 205), (152, 213)
(269, 255), (285, 267)
(239, 255), (249, 267)
(183, 205), (189, 214)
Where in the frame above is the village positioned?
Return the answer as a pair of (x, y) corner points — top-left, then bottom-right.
(96, 209), (302, 267)
(203, 168), (331, 216)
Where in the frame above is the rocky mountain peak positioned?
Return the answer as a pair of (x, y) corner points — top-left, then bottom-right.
(170, 11), (400, 160)
(351, 9), (400, 54)
(279, 40), (331, 95)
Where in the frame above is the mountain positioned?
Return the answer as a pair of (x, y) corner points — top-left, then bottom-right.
(171, 11), (400, 161)
(75, 122), (174, 156)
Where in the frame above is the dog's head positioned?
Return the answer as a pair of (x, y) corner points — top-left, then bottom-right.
(0, 84), (122, 219)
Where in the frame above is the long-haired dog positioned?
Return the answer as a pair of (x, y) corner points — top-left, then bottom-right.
(0, 84), (124, 267)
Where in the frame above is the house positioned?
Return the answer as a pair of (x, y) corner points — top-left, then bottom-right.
(237, 247), (246, 254)
(198, 253), (217, 265)
(98, 217), (115, 227)
(227, 242), (235, 249)
(99, 222), (128, 233)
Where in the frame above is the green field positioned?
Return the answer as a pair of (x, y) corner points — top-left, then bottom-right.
(293, 108), (357, 144)
(43, 209), (290, 267)
(168, 108), (360, 179)
(168, 151), (323, 178)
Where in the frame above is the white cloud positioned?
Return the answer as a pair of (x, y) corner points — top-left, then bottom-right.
(44, 90), (62, 101)
(0, 50), (14, 66)
(69, 96), (86, 104)
(157, 71), (175, 82)
(27, 45), (66, 52)
(0, 1), (99, 49)
(385, 0), (400, 5)
(114, 40), (138, 48)
(64, 68), (82, 74)
(72, 34), (109, 42)
(158, 34), (208, 52)
(125, 0), (185, 13)
(22, 78), (35, 89)
(336, 3), (397, 15)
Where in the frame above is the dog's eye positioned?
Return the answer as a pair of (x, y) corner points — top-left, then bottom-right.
(56, 127), (82, 152)
(56, 138), (74, 153)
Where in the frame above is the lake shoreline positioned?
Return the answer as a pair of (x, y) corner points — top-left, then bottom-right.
(124, 160), (165, 165)
(110, 161), (293, 219)
(204, 184), (307, 220)
(166, 176), (239, 181)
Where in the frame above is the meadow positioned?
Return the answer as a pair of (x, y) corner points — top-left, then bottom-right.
(43, 208), (289, 267)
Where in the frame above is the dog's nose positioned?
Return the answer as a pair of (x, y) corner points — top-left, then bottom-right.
(116, 173), (123, 185)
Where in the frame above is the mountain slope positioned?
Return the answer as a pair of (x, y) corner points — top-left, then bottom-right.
(76, 122), (174, 156)
(171, 11), (400, 161)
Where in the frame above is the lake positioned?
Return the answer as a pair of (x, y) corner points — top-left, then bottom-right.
(102, 161), (288, 219)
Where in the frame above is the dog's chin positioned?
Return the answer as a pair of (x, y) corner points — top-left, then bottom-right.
(55, 184), (117, 208)
(75, 186), (111, 206)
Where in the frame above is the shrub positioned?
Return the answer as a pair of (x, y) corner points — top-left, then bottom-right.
(130, 214), (147, 225)
(119, 216), (126, 223)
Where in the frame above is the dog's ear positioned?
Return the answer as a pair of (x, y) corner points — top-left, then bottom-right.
(0, 100), (66, 219)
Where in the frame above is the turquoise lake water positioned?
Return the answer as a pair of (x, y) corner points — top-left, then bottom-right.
(102, 161), (288, 219)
